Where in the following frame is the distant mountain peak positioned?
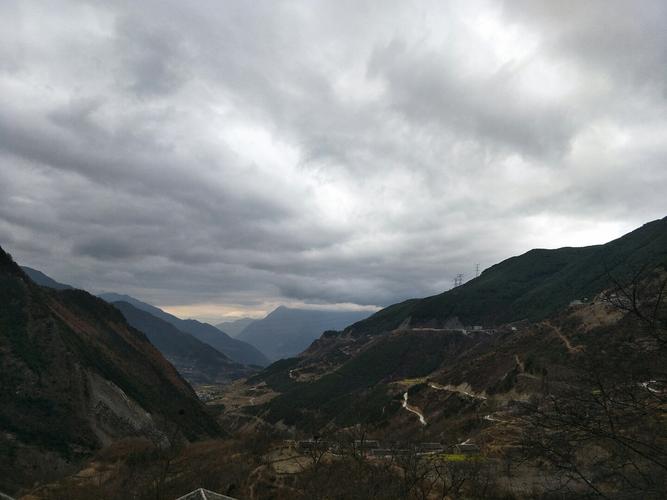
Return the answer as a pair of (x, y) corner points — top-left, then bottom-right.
(238, 307), (372, 360)
(215, 317), (256, 338)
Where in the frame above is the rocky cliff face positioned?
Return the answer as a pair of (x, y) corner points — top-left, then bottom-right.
(0, 247), (220, 494)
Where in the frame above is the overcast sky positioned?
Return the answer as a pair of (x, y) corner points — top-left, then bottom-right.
(1, 1), (666, 322)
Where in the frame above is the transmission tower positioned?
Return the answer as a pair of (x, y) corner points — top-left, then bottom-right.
(454, 273), (464, 287)
(475, 263), (480, 278)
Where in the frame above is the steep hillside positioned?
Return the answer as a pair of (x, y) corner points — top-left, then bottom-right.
(255, 329), (481, 428)
(177, 318), (269, 367)
(347, 216), (667, 335)
(0, 248), (220, 494)
(113, 302), (254, 385)
(233, 217), (667, 435)
(99, 293), (269, 366)
(238, 306), (371, 360)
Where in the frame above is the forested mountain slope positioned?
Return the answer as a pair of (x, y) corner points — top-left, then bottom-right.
(241, 217), (667, 435)
(347, 216), (667, 335)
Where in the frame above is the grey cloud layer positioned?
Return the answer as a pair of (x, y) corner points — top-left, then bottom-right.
(0, 0), (665, 316)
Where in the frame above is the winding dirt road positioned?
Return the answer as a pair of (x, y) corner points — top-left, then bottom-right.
(402, 392), (427, 425)
(542, 322), (584, 354)
(428, 382), (487, 400)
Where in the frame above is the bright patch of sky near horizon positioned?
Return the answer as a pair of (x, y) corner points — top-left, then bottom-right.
(0, 1), (665, 322)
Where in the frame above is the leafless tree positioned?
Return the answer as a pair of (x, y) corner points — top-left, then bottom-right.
(520, 265), (667, 498)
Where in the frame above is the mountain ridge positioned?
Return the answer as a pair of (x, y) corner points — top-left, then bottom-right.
(237, 306), (372, 360)
(113, 301), (254, 384)
(0, 247), (220, 493)
(216, 317), (256, 337)
(20, 266), (73, 290)
(98, 293), (270, 366)
(346, 216), (667, 335)
(242, 216), (667, 431)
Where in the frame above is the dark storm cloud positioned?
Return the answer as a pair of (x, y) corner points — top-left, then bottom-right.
(502, 0), (667, 92)
(0, 0), (665, 319)
(115, 15), (191, 97)
(368, 40), (577, 159)
(75, 237), (141, 260)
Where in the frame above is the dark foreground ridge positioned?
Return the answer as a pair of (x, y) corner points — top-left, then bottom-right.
(0, 247), (221, 493)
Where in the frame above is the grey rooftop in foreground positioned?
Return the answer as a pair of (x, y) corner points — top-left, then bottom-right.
(175, 488), (238, 500)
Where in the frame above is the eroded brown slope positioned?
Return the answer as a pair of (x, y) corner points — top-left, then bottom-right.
(0, 247), (220, 494)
